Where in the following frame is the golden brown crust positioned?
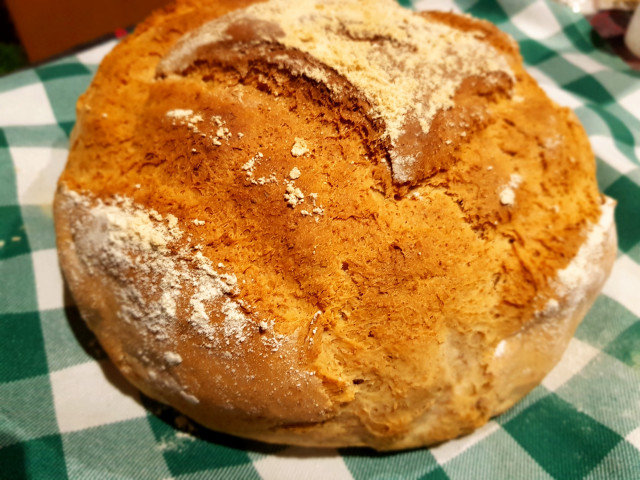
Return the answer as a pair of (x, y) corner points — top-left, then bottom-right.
(55, 0), (616, 450)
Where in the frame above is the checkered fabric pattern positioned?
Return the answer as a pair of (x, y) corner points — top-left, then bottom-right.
(1, 0), (639, 478)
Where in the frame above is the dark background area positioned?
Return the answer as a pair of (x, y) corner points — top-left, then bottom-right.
(0, 0), (26, 75)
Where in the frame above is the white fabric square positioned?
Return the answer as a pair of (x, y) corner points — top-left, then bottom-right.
(620, 87), (640, 114)
(76, 39), (119, 65)
(602, 256), (640, 319)
(0, 83), (56, 126)
(31, 248), (69, 311)
(10, 147), (68, 205)
(542, 338), (600, 391)
(51, 360), (147, 433)
(430, 420), (500, 465)
(591, 135), (638, 174)
(510, 2), (562, 40)
(626, 426), (640, 452)
(251, 447), (354, 480)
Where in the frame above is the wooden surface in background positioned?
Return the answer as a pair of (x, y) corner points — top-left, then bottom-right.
(5, 0), (170, 62)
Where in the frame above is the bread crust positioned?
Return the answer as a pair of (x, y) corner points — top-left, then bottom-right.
(54, 0), (617, 450)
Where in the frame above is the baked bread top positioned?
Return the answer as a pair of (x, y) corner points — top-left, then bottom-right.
(55, 0), (615, 449)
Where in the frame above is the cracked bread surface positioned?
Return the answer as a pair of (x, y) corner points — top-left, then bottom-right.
(54, 0), (616, 450)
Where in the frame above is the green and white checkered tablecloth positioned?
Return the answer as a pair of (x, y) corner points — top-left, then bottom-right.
(1, 0), (639, 478)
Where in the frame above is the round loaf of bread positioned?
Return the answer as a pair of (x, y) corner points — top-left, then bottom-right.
(54, 0), (617, 450)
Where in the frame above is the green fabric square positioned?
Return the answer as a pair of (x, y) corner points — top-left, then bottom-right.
(0, 132), (19, 207)
(21, 205), (57, 252)
(0, 253), (37, 314)
(419, 466), (450, 480)
(0, 375), (59, 448)
(560, 17), (597, 54)
(519, 40), (558, 66)
(604, 322), (640, 368)
(503, 393), (622, 479)
(3, 125), (69, 148)
(606, 175), (640, 261)
(58, 121), (75, 138)
(35, 62), (92, 82)
(341, 447), (442, 480)
(0, 311), (48, 382)
(576, 296), (638, 350)
(37, 61), (93, 125)
(0, 434), (67, 480)
(584, 439), (640, 479)
(564, 75), (615, 105)
(62, 417), (171, 479)
(40, 307), (107, 372)
(443, 429), (553, 480)
(467, 0), (508, 25)
(145, 399), (259, 476)
(0, 205), (30, 260)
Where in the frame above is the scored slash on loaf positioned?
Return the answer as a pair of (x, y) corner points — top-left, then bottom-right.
(55, 0), (616, 450)
(157, 0), (515, 184)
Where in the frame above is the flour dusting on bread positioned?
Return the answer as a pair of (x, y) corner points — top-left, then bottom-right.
(158, 0), (514, 183)
(550, 197), (616, 315)
(58, 185), (288, 356)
